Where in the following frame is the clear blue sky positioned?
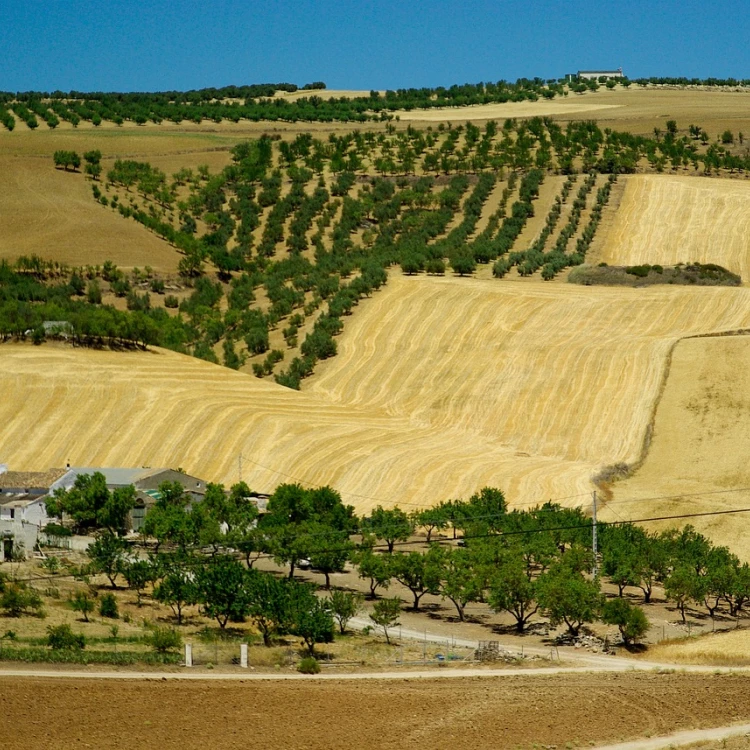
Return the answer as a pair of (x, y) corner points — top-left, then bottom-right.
(1, 0), (747, 92)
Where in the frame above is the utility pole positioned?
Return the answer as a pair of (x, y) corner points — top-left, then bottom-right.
(592, 490), (598, 578)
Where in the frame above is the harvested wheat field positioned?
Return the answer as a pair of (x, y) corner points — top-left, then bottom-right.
(597, 175), (750, 280)
(0, 156), (180, 270)
(607, 335), (750, 557)
(4, 276), (750, 514)
(644, 627), (750, 666)
(4, 672), (750, 750)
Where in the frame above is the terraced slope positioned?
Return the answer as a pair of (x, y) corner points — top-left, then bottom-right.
(598, 175), (750, 279)
(6, 276), (750, 515)
(608, 335), (750, 557)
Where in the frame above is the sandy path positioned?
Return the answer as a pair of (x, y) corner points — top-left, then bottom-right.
(593, 723), (750, 750)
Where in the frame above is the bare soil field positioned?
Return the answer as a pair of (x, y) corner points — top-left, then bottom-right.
(596, 175), (750, 280)
(608, 336), (750, 558)
(4, 672), (750, 750)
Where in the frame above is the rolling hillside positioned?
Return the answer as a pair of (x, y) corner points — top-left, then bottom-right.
(5, 275), (750, 520)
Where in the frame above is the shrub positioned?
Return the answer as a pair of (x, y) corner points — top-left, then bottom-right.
(602, 598), (650, 645)
(99, 593), (119, 619)
(164, 294), (179, 308)
(1, 584), (44, 617)
(70, 591), (94, 622)
(147, 626), (182, 653)
(297, 656), (321, 674)
(47, 624), (86, 650)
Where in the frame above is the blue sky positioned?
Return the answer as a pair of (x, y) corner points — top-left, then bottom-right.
(0, 0), (747, 92)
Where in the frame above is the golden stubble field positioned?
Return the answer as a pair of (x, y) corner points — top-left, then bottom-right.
(595, 174), (750, 279)
(4, 276), (750, 518)
(608, 335), (750, 557)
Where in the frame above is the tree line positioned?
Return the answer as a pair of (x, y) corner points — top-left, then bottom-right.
(46, 476), (750, 651)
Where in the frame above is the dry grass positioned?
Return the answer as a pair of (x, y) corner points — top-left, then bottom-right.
(597, 175), (750, 281)
(608, 336), (750, 558)
(643, 628), (750, 666)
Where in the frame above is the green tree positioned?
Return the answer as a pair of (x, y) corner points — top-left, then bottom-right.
(537, 565), (603, 636)
(245, 568), (291, 646)
(123, 559), (155, 606)
(288, 583), (334, 656)
(432, 546), (484, 621)
(353, 546), (391, 599)
(87, 531), (128, 588)
(152, 562), (198, 625)
(1, 583), (43, 617)
(328, 590), (363, 634)
(413, 506), (449, 542)
(389, 550), (440, 611)
(362, 506), (414, 553)
(601, 598), (650, 645)
(370, 597), (401, 644)
(663, 565), (699, 623)
(70, 590), (94, 622)
(488, 555), (539, 632)
(196, 557), (250, 629)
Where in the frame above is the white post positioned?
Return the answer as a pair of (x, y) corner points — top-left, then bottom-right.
(240, 642), (248, 668)
(185, 642), (193, 668)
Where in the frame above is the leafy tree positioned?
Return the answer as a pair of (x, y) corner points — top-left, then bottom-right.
(601, 598), (650, 645)
(663, 565), (699, 623)
(537, 564), (602, 636)
(123, 559), (154, 606)
(328, 590), (363, 634)
(488, 555), (539, 632)
(432, 546), (484, 621)
(370, 597), (401, 644)
(152, 563), (198, 625)
(288, 583), (334, 656)
(362, 506), (414, 553)
(306, 524), (354, 589)
(1, 583), (43, 617)
(147, 626), (182, 654)
(99, 592), (119, 619)
(196, 556), (250, 628)
(71, 590), (94, 622)
(413, 506), (449, 542)
(353, 546), (391, 599)
(389, 550), (440, 611)
(87, 531), (128, 588)
(47, 472), (135, 535)
(245, 568), (291, 646)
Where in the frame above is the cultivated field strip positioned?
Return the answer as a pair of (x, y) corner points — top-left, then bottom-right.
(600, 175), (750, 279)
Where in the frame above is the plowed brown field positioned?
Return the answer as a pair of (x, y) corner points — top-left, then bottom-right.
(3, 673), (750, 750)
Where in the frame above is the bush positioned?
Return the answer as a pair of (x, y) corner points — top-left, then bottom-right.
(602, 598), (650, 645)
(47, 624), (86, 650)
(164, 295), (179, 308)
(147, 626), (182, 653)
(99, 593), (119, 619)
(297, 656), (321, 674)
(1, 584), (44, 617)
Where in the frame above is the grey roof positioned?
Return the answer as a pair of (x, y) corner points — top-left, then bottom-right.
(51, 467), (165, 491)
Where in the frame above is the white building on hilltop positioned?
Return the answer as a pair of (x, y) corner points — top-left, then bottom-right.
(576, 68), (624, 80)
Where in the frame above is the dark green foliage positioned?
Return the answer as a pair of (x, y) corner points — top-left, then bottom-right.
(47, 624), (86, 650)
(147, 626), (182, 653)
(1, 584), (44, 617)
(601, 598), (649, 645)
(297, 656), (321, 674)
(99, 593), (119, 619)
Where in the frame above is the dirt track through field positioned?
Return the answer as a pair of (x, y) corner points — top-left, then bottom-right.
(4, 672), (750, 750)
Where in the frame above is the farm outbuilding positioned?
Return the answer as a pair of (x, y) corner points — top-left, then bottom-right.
(576, 68), (624, 80)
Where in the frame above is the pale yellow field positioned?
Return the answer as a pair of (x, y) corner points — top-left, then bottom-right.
(645, 627), (750, 666)
(598, 175), (750, 280)
(5, 276), (750, 517)
(609, 336), (750, 557)
(398, 100), (622, 122)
